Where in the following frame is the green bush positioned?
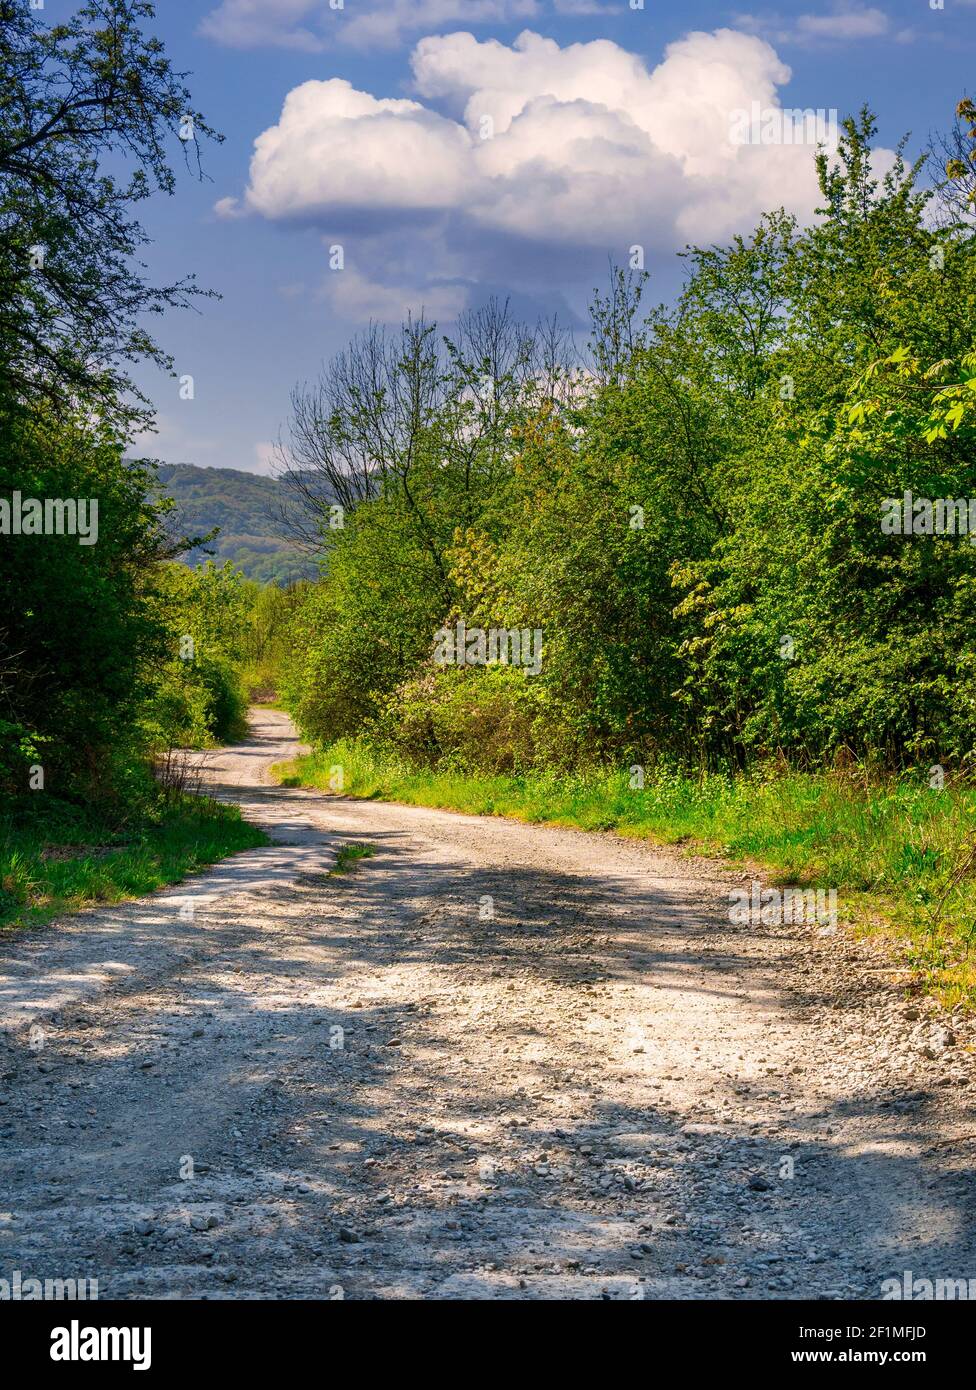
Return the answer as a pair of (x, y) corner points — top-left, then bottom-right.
(380, 665), (543, 774)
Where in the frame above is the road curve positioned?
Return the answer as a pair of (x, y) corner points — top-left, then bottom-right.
(1, 707), (974, 1299)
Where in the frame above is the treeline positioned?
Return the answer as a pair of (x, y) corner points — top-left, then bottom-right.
(278, 112), (976, 779)
(0, 1), (276, 818)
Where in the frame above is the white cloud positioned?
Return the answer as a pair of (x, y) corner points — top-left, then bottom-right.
(322, 267), (470, 324)
(199, 0), (328, 52)
(551, 0), (621, 13)
(341, 1), (540, 51)
(796, 5), (888, 40)
(200, 0), (552, 52)
(736, 5), (889, 46)
(233, 27), (861, 255)
(213, 195), (244, 219)
(243, 79), (471, 218)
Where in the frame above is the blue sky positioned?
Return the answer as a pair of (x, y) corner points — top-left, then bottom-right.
(123, 0), (976, 473)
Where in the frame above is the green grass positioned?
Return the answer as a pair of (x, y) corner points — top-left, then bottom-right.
(0, 794), (268, 932)
(330, 842), (376, 874)
(272, 740), (976, 1008)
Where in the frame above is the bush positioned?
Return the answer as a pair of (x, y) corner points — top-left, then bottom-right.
(379, 666), (544, 774)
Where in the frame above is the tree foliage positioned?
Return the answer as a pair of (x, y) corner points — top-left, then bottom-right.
(0, 1), (227, 812)
(0, 0), (219, 429)
(282, 110), (976, 777)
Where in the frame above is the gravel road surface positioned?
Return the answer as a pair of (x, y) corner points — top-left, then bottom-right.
(1, 708), (974, 1300)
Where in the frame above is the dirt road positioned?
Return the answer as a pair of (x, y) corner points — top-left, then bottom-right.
(1, 708), (974, 1299)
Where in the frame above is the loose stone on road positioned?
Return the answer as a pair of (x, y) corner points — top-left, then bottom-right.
(1, 709), (974, 1299)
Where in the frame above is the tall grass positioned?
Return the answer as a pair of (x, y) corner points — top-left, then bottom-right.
(273, 741), (976, 1007)
(0, 795), (267, 931)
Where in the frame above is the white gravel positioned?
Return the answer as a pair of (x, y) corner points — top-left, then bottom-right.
(1, 708), (974, 1300)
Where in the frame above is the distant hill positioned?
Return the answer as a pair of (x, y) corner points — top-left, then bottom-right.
(151, 463), (317, 585)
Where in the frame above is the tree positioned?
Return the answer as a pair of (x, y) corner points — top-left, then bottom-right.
(0, 406), (171, 802)
(275, 301), (574, 562)
(280, 107), (976, 777)
(0, 0), (220, 430)
(0, 1), (222, 808)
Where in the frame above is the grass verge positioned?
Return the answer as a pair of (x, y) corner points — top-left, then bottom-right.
(0, 794), (267, 932)
(272, 739), (976, 1008)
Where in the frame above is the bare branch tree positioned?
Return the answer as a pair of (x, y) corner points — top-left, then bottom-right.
(273, 298), (579, 554)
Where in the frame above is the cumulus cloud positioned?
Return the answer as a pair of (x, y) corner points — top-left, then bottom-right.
(232, 27), (860, 254)
(244, 79), (471, 218)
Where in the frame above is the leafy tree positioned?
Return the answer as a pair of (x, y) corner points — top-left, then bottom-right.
(280, 106), (976, 779)
(0, 1), (222, 812)
(144, 562), (253, 746)
(0, 0), (219, 430)
(0, 406), (171, 802)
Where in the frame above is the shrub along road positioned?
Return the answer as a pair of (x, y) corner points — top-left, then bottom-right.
(1, 709), (974, 1299)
